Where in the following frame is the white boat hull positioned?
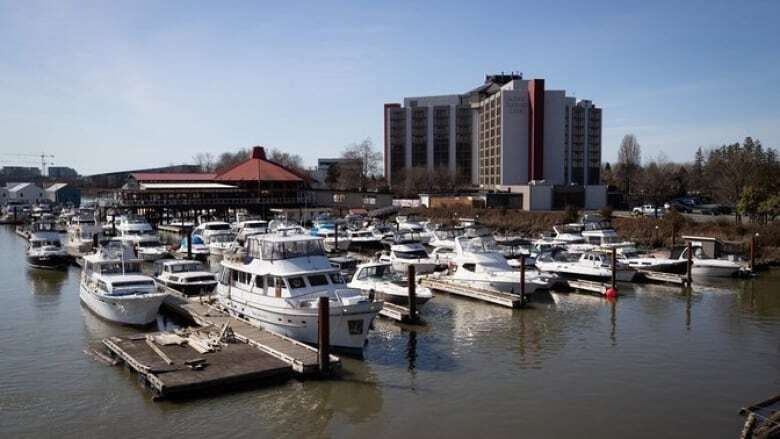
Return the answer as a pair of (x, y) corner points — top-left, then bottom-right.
(217, 288), (381, 351)
(79, 283), (166, 325)
(692, 263), (740, 277)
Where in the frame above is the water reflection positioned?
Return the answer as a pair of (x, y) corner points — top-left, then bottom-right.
(26, 267), (69, 295)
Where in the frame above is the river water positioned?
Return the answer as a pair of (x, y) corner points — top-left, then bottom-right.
(1, 225), (778, 438)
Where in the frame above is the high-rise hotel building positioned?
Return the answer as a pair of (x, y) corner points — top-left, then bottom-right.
(384, 74), (602, 189)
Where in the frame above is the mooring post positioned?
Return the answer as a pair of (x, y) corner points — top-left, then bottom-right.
(318, 296), (330, 374)
(686, 242), (693, 286)
(749, 235), (754, 271)
(112, 214), (116, 236)
(92, 233), (98, 250)
(520, 254), (526, 296)
(671, 223), (677, 247)
(611, 247), (617, 289)
(186, 230), (193, 260)
(407, 264), (417, 322)
(334, 223), (339, 253)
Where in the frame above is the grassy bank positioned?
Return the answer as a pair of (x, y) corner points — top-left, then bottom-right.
(407, 207), (780, 263)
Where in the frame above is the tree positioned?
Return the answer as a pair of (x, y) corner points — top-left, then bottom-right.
(192, 152), (216, 172)
(342, 138), (382, 191)
(268, 148), (306, 175)
(615, 134), (642, 203)
(215, 148), (251, 172)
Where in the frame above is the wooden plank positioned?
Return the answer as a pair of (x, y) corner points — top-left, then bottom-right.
(145, 336), (174, 365)
(567, 279), (610, 295)
(638, 270), (688, 286)
(419, 278), (524, 308)
(378, 302), (413, 323)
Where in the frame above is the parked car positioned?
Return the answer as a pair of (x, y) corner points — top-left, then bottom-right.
(664, 201), (692, 213)
(632, 204), (664, 217)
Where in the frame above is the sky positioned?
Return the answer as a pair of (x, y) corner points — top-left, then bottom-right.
(1, 0), (779, 174)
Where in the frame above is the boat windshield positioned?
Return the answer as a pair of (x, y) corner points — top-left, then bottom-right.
(462, 236), (499, 253)
(137, 240), (162, 248)
(170, 263), (201, 273)
(205, 224), (231, 231)
(99, 262), (142, 274)
(394, 250), (429, 260)
(31, 240), (61, 248)
(357, 264), (399, 281)
(208, 233), (234, 243)
(434, 229), (460, 239)
(248, 238), (326, 260)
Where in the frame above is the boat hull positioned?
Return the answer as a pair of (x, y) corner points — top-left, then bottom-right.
(79, 283), (166, 325)
(374, 291), (431, 307)
(217, 289), (381, 351)
(692, 264), (740, 278)
(27, 254), (69, 269)
(160, 280), (217, 296)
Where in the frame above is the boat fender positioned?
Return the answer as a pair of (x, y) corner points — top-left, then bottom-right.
(605, 287), (618, 298)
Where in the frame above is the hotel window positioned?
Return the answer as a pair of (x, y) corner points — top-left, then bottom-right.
(333, 193), (346, 203)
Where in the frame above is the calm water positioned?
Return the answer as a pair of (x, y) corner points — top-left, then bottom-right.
(1, 226), (778, 438)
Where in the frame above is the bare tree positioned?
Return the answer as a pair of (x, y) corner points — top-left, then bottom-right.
(342, 138), (382, 191)
(616, 134), (642, 203)
(192, 152), (216, 172)
(268, 148), (306, 174)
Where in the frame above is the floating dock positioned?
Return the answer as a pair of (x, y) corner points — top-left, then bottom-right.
(566, 279), (612, 296)
(162, 295), (339, 374)
(378, 302), (416, 323)
(637, 269), (690, 286)
(419, 277), (526, 308)
(104, 330), (292, 399)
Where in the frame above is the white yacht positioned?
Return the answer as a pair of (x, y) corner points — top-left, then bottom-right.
(116, 215), (156, 240)
(552, 224), (586, 244)
(311, 223), (351, 253)
(444, 235), (556, 294)
(368, 223), (394, 242)
(216, 231), (382, 352)
(348, 261), (433, 306)
(347, 229), (381, 248)
(536, 250), (637, 282)
(79, 240), (167, 325)
(581, 227), (635, 250)
(395, 215), (432, 244)
(174, 235), (210, 260)
(235, 219), (268, 244)
(380, 233), (438, 274)
(202, 231), (236, 255)
(26, 231), (69, 269)
(153, 259), (217, 295)
(66, 212), (101, 254)
(134, 235), (170, 261)
(428, 227), (464, 250)
(193, 221), (233, 240)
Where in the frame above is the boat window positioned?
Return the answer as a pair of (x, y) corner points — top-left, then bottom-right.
(308, 275), (329, 287)
(231, 269), (239, 282)
(111, 280), (155, 288)
(250, 238), (326, 260)
(463, 263), (476, 272)
(287, 277), (306, 289)
(329, 273), (345, 284)
(256, 276), (265, 290)
(205, 224), (231, 231)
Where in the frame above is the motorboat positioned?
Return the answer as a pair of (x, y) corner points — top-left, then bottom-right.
(202, 231), (236, 255)
(26, 231), (69, 269)
(329, 255), (360, 278)
(368, 223), (394, 242)
(216, 230), (382, 352)
(234, 219), (268, 244)
(66, 212), (102, 254)
(79, 240), (167, 325)
(618, 247), (688, 274)
(428, 227), (464, 250)
(0, 201), (29, 224)
(193, 221), (233, 241)
(379, 233), (438, 274)
(552, 224), (586, 244)
(174, 235), (210, 260)
(535, 250), (637, 282)
(153, 259), (217, 295)
(310, 221), (351, 253)
(581, 227), (635, 250)
(444, 235), (556, 294)
(677, 245), (742, 277)
(347, 229), (381, 249)
(115, 215), (156, 240)
(395, 215), (432, 244)
(134, 235), (171, 262)
(348, 261), (433, 306)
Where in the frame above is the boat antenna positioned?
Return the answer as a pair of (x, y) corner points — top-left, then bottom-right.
(121, 241), (126, 275)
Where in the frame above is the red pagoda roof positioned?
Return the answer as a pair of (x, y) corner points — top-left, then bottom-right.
(215, 146), (304, 182)
(131, 172), (217, 181)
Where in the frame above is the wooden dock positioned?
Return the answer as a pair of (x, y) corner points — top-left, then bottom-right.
(163, 296), (339, 374)
(419, 277), (526, 308)
(567, 279), (611, 296)
(378, 302), (416, 323)
(637, 269), (689, 286)
(103, 330), (292, 399)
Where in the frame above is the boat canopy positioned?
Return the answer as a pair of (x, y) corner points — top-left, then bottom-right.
(246, 236), (325, 260)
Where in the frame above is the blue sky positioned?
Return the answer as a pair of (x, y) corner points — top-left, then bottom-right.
(1, 0), (778, 174)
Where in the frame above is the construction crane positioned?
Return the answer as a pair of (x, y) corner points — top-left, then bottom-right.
(0, 152), (55, 175)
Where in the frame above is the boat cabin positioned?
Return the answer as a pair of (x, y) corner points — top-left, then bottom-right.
(153, 259), (205, 276)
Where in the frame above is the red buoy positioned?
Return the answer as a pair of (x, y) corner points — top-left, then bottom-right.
(605, 287), (618, 298)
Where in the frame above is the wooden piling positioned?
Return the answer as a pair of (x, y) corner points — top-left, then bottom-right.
(186, 230), (193, 260)
(92, 233), (98, 250)
(611, 247), (617, 290)
(671, 223), (677, 247)
(318, 296), (330, 374)
(520, 254), (526, 296)
(686, 242), (693, 286)
(750, 234), (756, 271)
(334, 224), (339, 253)
(407, 264), (417, 322)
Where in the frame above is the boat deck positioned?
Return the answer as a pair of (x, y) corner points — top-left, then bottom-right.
(419, 277), (526, 308)
(378, 302), (417, 323)
(163, 295), (339, 374)
(103, 332), (291, 399)
(566, 279), (612, 295)
(637, 269), (690, 286)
